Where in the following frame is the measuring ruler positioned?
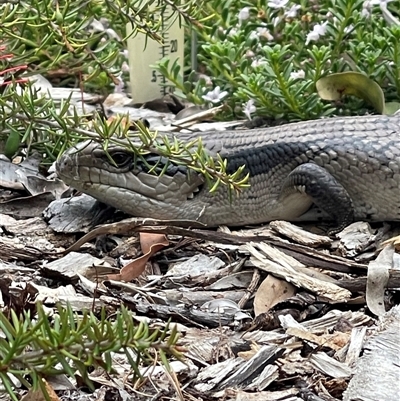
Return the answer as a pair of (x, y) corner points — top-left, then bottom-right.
(126, 5), (184, 103)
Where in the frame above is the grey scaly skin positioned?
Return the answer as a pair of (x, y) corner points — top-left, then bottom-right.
(56, 114), (400, 232)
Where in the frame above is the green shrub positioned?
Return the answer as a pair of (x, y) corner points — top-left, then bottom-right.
(156, 0), (400, 121)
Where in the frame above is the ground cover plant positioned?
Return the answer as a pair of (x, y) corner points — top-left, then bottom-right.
(157, 0), (400, 120)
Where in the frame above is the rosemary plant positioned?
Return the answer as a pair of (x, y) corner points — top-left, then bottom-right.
(0, 303), (182, 401)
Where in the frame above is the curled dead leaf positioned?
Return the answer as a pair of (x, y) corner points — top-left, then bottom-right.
(253, 274), (296, 316)
(107, 233), (169, 281)
(316, 72), (385, 114)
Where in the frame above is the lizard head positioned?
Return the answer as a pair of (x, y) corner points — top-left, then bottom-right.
(56, 140), (208, 221)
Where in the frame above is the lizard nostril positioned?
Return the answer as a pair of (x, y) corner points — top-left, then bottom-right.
(57, 153), (80, 182)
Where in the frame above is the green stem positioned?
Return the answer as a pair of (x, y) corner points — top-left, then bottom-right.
(392, 37), (400, 96)
(272, 63), (303, 118)
(331, 1), (356, 58)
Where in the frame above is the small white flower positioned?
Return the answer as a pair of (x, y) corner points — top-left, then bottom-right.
(284, 4), (301, 18)
(273, 16), (282, 26)
(362, 1), (373, 9)
(305, 21), (328, 45)
(313, 21), (329, 35)
(251, 58), (267, 68)
(256, 27), (274, 41)
(250, 27), (274, 41)
(228, 27), (238, 37)
(202, 86), (228, 103)
(268, 0), (289, 9)
(105, 28), (121, 41)
(121, 61), (130, 73)
(305, 31), (320, 44)
(290, 70), (305, 80)
(361, 8), (371, 18)
(344, 24), (354, 34)
(238, 7), (250, 23)
(114, 76), (125, 93)
(249, 31), (258, 40)
(243, 99), (256, 120)
(245, 50), (255, 58)
(370, 0), (394, 4)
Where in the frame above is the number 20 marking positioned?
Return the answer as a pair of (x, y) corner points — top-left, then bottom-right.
(170, 40), (178, 53)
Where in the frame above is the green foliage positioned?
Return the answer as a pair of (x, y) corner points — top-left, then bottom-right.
(155, 0), (400, 121)
(155, 58), (208, 104)
(0, 0), (207, 91)
(0, 80), (248, 190)
(0, 303), (182, 401)
(0, 0), (249, 191)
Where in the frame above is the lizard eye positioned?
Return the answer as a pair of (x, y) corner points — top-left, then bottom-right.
(109, 151), (133, 168)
